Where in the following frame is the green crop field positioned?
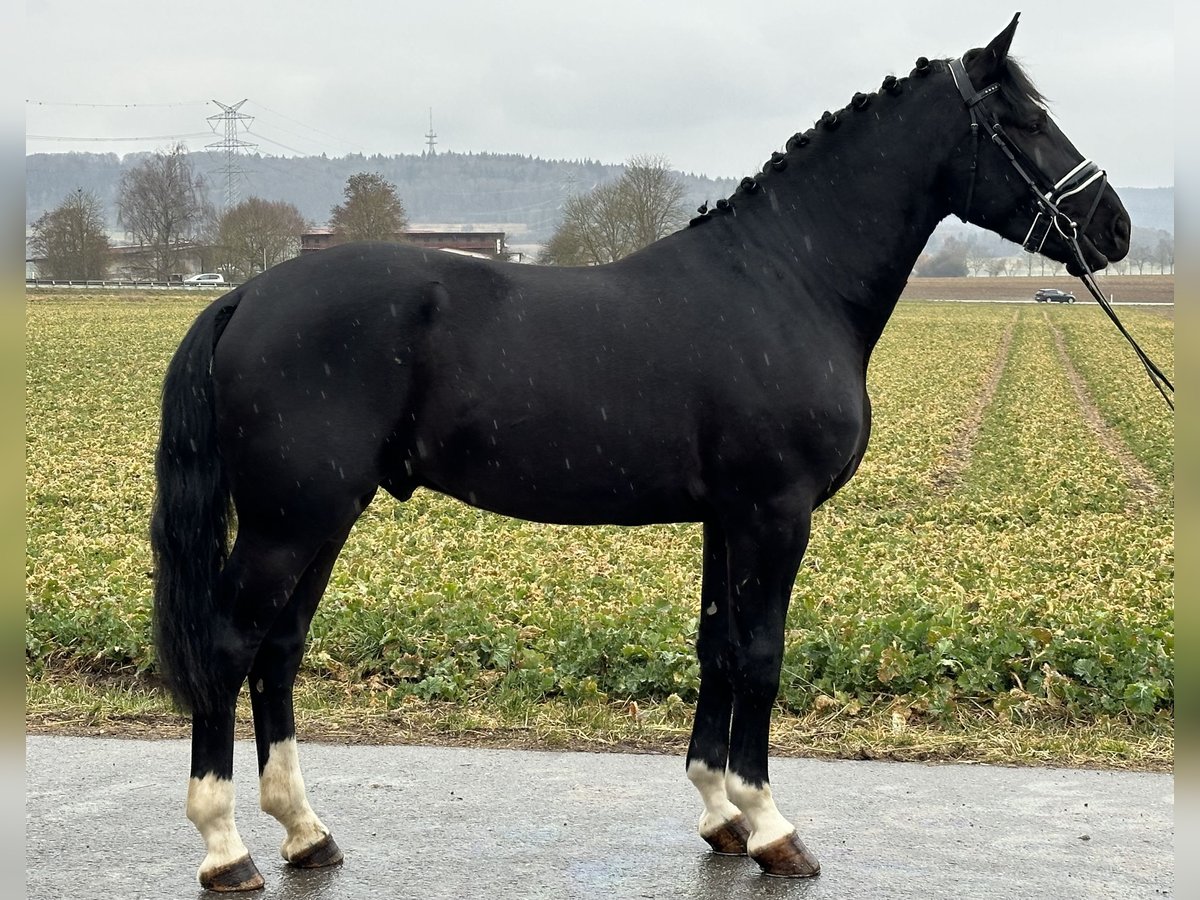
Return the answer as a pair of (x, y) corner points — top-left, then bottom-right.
(25, 293), (1174, 766)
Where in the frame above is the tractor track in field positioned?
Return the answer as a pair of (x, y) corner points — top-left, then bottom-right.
(1042, 312), (1160, 511)
(929, 309), (1019, 494)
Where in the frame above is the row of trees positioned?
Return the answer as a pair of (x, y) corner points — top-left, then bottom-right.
(30, 146), (413, 281)
(30, 147), (679, 279)
(915, 229), (1175, 278)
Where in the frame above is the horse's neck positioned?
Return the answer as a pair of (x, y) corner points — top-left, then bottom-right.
(706, 82), (955, 349)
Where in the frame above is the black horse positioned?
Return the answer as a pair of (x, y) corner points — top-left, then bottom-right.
(152, 14), (1129, 891)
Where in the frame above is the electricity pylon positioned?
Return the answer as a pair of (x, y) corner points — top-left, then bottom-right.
(207, 99), (257, 210)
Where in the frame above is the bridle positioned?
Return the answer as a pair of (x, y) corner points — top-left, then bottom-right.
(948, 57), (1174, 410)
(948, 57), (1108, 252)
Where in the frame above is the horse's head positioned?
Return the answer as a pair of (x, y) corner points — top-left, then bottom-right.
(944, 13), (1130, 274)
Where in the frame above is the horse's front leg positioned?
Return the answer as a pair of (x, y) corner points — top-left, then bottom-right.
(723, 508), (820, 878)
(686, 520), (750, 855)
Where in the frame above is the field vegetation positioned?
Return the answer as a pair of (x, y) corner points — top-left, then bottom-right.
(25, 291), (1174, 767)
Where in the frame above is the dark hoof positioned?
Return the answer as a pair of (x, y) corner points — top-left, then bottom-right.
(287, 833), (344, 869)
(751, 831), (821, 878)
(200, 855), (265, 892)
(702, 814), (751, 855)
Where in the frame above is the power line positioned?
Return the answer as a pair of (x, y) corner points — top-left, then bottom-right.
(239, 120), (325, 154)
(27, 132), (211, 142)
(30, 96), (394, 160)
(244, 100), (362, 154)
(244, 130), (309, 157)
(25, 99), (209, 108)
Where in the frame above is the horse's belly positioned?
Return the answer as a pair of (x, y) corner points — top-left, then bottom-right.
(408, 423), (704, 526)
(442, 479), (701, 527)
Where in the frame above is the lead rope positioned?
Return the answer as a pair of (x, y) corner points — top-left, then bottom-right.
(1068, 235), (1175, 410)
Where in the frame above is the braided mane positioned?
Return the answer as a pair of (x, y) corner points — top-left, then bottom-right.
(689, 53), (1046, 228)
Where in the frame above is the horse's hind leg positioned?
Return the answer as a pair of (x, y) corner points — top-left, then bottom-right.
(187, 527), (332, 892)
(250, 522), (358, 870)
(686, 521), (750, 855)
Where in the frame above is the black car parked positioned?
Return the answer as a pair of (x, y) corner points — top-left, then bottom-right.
(1034, 288), (1075, 303)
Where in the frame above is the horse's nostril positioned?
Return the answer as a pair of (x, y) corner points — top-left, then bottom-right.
(1114, 215), (1131, 244)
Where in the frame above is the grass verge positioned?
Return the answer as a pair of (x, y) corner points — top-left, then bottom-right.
(26, 672), (1172, 771)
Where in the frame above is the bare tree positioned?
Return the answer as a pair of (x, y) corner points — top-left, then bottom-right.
(29, 188), (111, 280)
(540, 182), (635, 266)
(1155, 234), (1174, 274)
(984, 255), (1010, 277)
(117, 144), (209, 279)
(914, 235), (968, 277)
(963, 236), (990, 277)
(213, 197), (308, 280)
(619, 154), (689, 248)
(1126, 236), (1154, 275)
(329, 172), (408, 242)
(540, 156), (689, 266)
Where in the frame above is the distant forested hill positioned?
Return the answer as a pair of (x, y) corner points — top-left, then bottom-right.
(26, 150), (739, 243)
(25, 150), (1171, 244)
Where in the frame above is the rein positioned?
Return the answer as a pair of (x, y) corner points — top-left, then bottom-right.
(948, 57), (1174, 410)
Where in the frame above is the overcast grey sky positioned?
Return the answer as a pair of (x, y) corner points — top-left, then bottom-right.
(25, 1), (1173, 187)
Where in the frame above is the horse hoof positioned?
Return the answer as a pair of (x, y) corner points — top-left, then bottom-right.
(751, 831), (821, 878)
(199, 855), (265, 892)
(701, 814), (751, 855)
(287, 833), (344, 869)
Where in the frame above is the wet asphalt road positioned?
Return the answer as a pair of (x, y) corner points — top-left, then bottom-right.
(26, 735), (1173, 899)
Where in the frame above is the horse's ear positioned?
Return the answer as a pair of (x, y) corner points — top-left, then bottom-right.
(966, 12), (1020, 83)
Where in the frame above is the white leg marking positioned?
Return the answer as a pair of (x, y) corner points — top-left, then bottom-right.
(725, 773), (795, 854)
(187, 775), (250, 880)
(686, 761), (743, 836)
(259, 738), (330, 861)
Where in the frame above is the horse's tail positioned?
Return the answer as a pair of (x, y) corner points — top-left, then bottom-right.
(150, 292), (243, 715)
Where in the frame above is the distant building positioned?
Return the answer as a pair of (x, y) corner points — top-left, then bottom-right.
(301, 228), (510, 260)
(26, 242), (211, 281)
